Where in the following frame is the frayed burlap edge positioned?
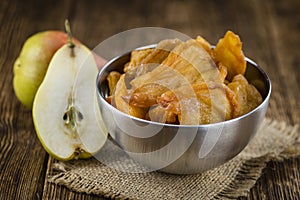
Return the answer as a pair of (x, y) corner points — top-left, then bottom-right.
(48, 119), (300, 200)
(216, 156), (267, 199)
(49, 165), (130, 200)
(217, 119), (300, 199)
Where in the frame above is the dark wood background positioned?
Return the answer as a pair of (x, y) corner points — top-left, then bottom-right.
(0, 0), (299, 199)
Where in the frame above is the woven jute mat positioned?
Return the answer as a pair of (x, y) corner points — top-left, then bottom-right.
(49, 118), (300, 199)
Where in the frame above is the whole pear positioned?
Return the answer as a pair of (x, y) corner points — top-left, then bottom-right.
(13, 31), (77, 109)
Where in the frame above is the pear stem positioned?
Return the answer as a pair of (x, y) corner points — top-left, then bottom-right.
(65, 19), (75, 48)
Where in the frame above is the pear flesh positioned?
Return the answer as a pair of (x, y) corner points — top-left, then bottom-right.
(33, 43), (107, 160)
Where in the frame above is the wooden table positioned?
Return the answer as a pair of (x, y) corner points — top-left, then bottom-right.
(1, 0), (299, 199)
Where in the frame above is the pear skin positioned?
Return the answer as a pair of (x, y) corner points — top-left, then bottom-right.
(13, 31), (79, 109)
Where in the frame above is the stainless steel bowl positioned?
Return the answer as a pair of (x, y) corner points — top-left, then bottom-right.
(96, 45), (271, 174)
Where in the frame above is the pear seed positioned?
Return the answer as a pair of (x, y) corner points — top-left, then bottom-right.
(77, 111), (83, 121)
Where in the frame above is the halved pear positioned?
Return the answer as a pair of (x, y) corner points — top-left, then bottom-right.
(32, 43), (107, 161)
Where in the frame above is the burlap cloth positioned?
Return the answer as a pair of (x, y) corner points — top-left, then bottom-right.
(49, 118), (300, 199)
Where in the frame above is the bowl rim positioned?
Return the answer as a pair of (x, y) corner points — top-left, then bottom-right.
(96, 44), (272, 128)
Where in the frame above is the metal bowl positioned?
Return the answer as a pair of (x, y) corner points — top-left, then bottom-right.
(96, 45), (271, 174)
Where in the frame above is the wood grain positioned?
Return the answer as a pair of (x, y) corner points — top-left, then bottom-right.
(0, 0), (48, 199)
(0, 0), (299, 199)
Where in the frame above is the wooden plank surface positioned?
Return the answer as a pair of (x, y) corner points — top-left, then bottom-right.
(0, 0), (299, 199)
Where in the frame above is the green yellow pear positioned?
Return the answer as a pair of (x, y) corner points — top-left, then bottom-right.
(13, 31), (78, 109)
